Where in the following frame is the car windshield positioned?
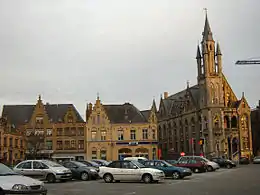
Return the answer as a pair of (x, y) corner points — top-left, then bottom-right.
(162, 161), (173, 167)
(132, 161), (146, 168)
(0, 163), (18, 176)
(42, 160), (62, 167)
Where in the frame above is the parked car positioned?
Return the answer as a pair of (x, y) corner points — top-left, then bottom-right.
(143, 160), (192, 179)
(239, 156), (250, 165)
(0, 163), (47, 195)
(13, 160), (72, 183)
(61, 161), (99, 181)
(91, 159), (110, 166)
(176, 159), (207, 173)
(211, 157), (236, 169)
(99, 160), (165, 183)
(178, 156), (219, 172)
(77, 160), (100, 172)
(253, 156), (260, 164)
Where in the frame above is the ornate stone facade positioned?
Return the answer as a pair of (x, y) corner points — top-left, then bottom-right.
(86, 96), (158, 161)
(1, 96), (86, 160)
(158, 14), (253, 160)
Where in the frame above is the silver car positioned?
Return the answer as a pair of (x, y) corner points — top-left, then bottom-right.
(13, 160), (72, 183)
(253, 156), (260, 164)
(0, 163), (47, 195)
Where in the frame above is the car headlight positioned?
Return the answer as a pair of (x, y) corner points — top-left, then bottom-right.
(12, 184), (29, 191)
(90, 169), (97, 172)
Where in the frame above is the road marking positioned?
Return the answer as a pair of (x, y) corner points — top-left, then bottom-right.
(123, 192), (136, 195)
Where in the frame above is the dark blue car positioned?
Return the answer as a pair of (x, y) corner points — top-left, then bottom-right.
(143, 160), (192, 179)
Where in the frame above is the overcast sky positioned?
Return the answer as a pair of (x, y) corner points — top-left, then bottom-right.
(1, 0), (260, 118)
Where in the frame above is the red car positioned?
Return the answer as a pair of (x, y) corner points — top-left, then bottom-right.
(175, 159), (207, 173)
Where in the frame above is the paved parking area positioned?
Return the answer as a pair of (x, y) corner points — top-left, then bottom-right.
(46, 165), (260, 195)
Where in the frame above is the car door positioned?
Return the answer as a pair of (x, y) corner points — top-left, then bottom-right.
(106, 161), (121, 180)
(17, 161), (33, 177)
(177, 160), (189, 168)
(155, 161), (169, 176)
(120, 161), (139, 181)
(63, 162), (78, 179)
(32, 161), (46, 180)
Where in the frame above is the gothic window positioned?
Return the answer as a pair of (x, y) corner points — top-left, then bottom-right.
(231, 116), (237, 128)
(179, 121), (184, 151)
(210, 83), (216, 104)
(204, 116), (208, 130)
(241, 115), (250, 150)
(184, 120), (189, 151)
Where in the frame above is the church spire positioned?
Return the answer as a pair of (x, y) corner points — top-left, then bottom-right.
(202, 8), (213, 41)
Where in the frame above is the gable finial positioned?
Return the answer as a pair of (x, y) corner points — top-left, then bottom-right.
(242, 91), (245, 98)
(187, 80), (190, 88)
(97, 92), (100, 100)
(38, 94), (41, 101)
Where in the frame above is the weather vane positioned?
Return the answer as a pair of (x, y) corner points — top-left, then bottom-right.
(203, 8), (208, 15)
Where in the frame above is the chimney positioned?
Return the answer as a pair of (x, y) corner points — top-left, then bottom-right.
(164, 92), (168, 99)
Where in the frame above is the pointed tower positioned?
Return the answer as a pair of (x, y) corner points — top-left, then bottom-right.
(215, 42), (222, 74)
(196, 44), (203, 82)
(197, 10), (224, 107)
(151, 98), (157, 113)
(201, 10), (218, 77)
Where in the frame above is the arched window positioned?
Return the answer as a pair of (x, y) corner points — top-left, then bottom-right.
(100, 148), (107, 160)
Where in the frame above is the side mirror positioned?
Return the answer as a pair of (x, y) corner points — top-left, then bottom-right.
(72, 166), (78, 169)
(133, 165), (138, 169)
(39, 166), (45, 169)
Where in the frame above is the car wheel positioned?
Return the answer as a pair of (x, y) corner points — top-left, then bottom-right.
(142, 174), (153, 184)
(172, 171), (180, 179)
(207, 166), (213, 172)
(226, 164), (231, 169)
(81, 172), (89, 181)
(103, 173), (113, 183)
(193, 168), (200, 173)
(46, 173), (56, 183)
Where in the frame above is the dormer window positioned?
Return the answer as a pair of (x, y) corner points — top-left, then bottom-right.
(36, 116), (43, 124)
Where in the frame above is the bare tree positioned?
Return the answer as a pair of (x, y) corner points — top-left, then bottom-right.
(26, 129), (45, 159)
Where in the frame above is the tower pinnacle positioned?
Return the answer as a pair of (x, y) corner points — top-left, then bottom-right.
(202, 8), (213, 41)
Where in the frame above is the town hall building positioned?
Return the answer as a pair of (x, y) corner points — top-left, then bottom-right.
(158, 13), (253, 160)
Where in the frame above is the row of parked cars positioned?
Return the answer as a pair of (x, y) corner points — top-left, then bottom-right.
(0, 159), (107, 195)
(0, 155), (253, 194)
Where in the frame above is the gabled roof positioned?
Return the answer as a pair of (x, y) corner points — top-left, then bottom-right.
(2, 104), (84, 126)
(159, 85), (200, 116)
(140, 110), (150, 121)
(103, 103), (148, 124)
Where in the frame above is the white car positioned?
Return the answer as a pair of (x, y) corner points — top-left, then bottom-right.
(13, 160), (72, 183)
(0, 163), (47, 195)
(178, 156), (220, 171)
(99, 160), (165, 183)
